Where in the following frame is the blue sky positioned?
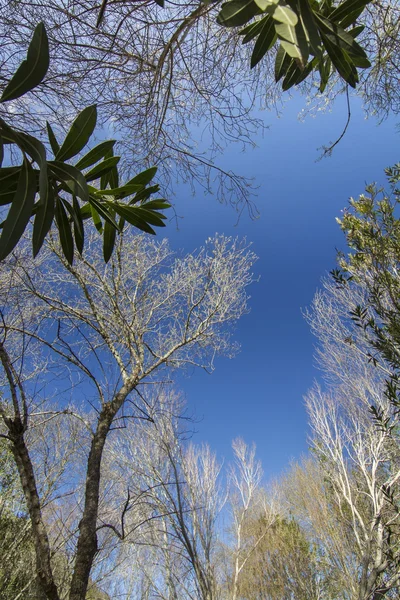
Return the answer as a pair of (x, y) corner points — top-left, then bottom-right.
(163, 92), (399, 481)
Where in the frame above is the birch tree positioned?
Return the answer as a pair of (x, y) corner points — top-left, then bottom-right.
(0, 229), (256, 600)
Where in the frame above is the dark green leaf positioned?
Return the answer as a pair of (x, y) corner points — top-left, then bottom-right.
(239, 18), (266, 44)
(0, 158), (37, 260)
(94, 183), (143, 199)
(319, 56), (331, 91)
(32, 181), (55, 257)
(0, 136), (3, 168)
(329, 0), (369, 27)
(103, 210), (117, 263)
(75, 140), (116, 171)
(56, 105), (97, 162)
(46, 122), (60, 156)
(84, 156), (120, 182)
(348, 24), (365, 37)
(298, 0), (322, 57)
(251, 16), (277, 68)
(130, 184), (160, 205)
(0, 23), (49, 103)
(48, 161), (89, 202)
(275, 44), (292, 81)
(109, 203), (156, 234)
(90, 204), (103, 232)
(154, 0), (164, 6)
(127, 166), (157, 186)
(72, 196), (84, 254)
(55, 196), (74, 264)
(60, 196), (84, 255)
(133, 207), (167, 227)
(315, 13), (369, 61)
(217, 0), (262, 28)
(100, 147), (119, 189)
(88, 195), (120, 229)
(320, 31), (358, 86)
(141, 200), (171, 210)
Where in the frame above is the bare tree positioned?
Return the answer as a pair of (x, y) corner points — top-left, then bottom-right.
(0, 229), (256, 600)
(224, 438), (277, 600)
(302, 278), (400, 600)
(105, 392), (226, 600)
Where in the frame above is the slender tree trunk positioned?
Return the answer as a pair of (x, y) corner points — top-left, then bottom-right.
(69, 382), (133, 600)
(10, 431), (60, 600)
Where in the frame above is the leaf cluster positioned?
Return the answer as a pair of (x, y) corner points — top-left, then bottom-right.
(217, 0), (371, 90)
(335, 165), (400, 423)
(0, 23), (171, 264)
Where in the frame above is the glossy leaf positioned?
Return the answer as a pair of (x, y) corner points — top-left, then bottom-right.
(33, 181), (55, 257)
(100, 147), (119, 190)
(130, 184), (160, 205)
(315, 13), (369, 60)
(275, 22), (302, 59)
(0, 23), (49, 103)
(217, 0), (262, 28)
(75, 140), (116, 170)
(60, 196), (84, 255)
(133, 208), (167, 227)
(320, 31), (358, 86)
(72, 196), (84, 255)
(46, 122), (60, 156)
(329, 0), (369, 27)
(275, 44), (291, 81)
(55, 197), (74, 264)
(251, 16), (277, 67)
(298, 0), (322, 56)
(56, 105), (97, 162)
(141, 200), (171, 210)
(239, 18), (267, 44)
(319, 56), (332, 91)
(272, 4), (298, 26)
(103, 210), (117, 263)
(127, 166), (157, 186)
(49, 161), (89, 202)
(90, 204), (103, 232)
(0, 158), (37, 260)
(84, 156), (120, 182)
(109, 203), (156, 234)
(94, 183), (143, 199)
(88, 195), (120, 229)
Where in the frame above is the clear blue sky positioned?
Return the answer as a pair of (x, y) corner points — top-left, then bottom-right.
(162, 92), (399, 481)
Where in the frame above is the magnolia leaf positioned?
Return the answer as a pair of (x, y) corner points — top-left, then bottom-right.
(0, 23), (49, 103)
(272, 4), (298, 26)
(320, 31), (358, 86)
(329, 0), (369, 27)
(55, 197), (74, 264)
(56, 105), (97, 162)
(84, 156), (120, 182)
(275, 23), (302, 59)
(275, 44), (291, 81)
(251, 15), (277, 67)
(75, 140), (116, 170)
(239, 18), (267, 43)
(0, 158), (37, 260)
(127, 166), (157, 186)
(217, 0), (262, 28)
(49, 161), (90, 202)
(46, 122), (60, 156)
